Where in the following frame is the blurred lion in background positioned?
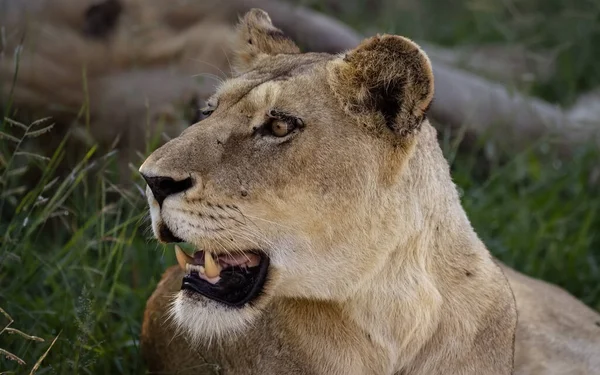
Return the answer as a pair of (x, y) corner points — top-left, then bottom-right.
(1, 0), (236, 175)
(0, 0), (355, 176)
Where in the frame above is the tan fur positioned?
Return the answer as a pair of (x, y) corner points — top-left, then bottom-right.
(233, 9), (300, 74)
(138, 9), (600, 375)
(502, 265), (600, 374)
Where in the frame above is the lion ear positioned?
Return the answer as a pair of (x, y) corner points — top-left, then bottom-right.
(327, 35), (434, 137)
(233, 9), (300, 74)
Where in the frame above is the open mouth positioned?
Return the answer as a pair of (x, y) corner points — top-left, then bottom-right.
(175, 245), (270, 307)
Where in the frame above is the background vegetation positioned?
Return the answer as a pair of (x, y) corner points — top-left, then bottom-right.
(1, 0), (599, 373)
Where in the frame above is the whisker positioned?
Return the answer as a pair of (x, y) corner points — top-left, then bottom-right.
(221, 226), (246, 255)
(231, 206), (249, 226)
(243, 214), (296, 231)
(220, 46), (234, 76)
(212, 237), (232, 258)
(226, 228), (264, 262)
(190, 72), (225, 85)
(239, 227), (277, 251)
(187, 57), (229, 79)
(229, 228), (262, 247)
(229, 211), (268, 241)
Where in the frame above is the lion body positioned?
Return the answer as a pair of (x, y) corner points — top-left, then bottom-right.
(133, 8), (600, 375)
(142, 263), (600, 375)
(504, 265), (600, 374)
(141, 122), (519, 375)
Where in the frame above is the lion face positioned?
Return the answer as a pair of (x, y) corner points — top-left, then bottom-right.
(139, 9), (433, 342)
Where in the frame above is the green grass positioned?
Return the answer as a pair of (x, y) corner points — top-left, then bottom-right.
(1, 0), (599, 373)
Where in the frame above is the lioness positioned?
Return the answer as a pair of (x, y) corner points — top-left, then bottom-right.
(139, 9), (600, 375)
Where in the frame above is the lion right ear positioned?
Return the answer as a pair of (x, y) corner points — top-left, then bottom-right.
(327, 35), (434, 138)
(232, 9), (300, 75)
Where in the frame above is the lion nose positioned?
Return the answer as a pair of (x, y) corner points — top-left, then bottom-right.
(141, 174), (193, 206)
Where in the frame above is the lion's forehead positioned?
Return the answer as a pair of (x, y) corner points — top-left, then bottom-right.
(214, 79), (281, 109)
(214, 53), (332, 108)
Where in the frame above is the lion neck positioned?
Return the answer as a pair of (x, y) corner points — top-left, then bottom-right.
(339, 123), (502, 372)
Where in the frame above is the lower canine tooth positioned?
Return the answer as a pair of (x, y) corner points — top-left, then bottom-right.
(204, 251), (221, 278)
(175, 245), (194, 271)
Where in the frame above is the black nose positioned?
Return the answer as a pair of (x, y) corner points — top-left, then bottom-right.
(141, 175), (193, 206)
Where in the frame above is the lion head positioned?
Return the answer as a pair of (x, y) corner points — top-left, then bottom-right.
(139, 9), (434, 342)
(1, 0), (235, 167)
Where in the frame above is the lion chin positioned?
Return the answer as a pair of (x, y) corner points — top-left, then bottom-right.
(169, 291), (261, 345)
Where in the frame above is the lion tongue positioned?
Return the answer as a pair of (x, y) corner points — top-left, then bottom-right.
(220, 253), (261, 267)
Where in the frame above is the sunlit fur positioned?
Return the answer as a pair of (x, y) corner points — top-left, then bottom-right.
(140, 9), (600, 375)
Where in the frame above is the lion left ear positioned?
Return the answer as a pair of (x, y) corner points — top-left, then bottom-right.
(327, 35), (434, 137)
(233, 9), (300, 74)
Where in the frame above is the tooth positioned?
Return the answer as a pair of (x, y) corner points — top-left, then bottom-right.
(204, 251), (221, 278)
(175, 245), (194, 271)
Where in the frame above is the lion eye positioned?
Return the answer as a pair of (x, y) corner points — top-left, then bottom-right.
(197, 107), (214, 122)
(266, 110), (304, 138)
(270, 120), (295, 137)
